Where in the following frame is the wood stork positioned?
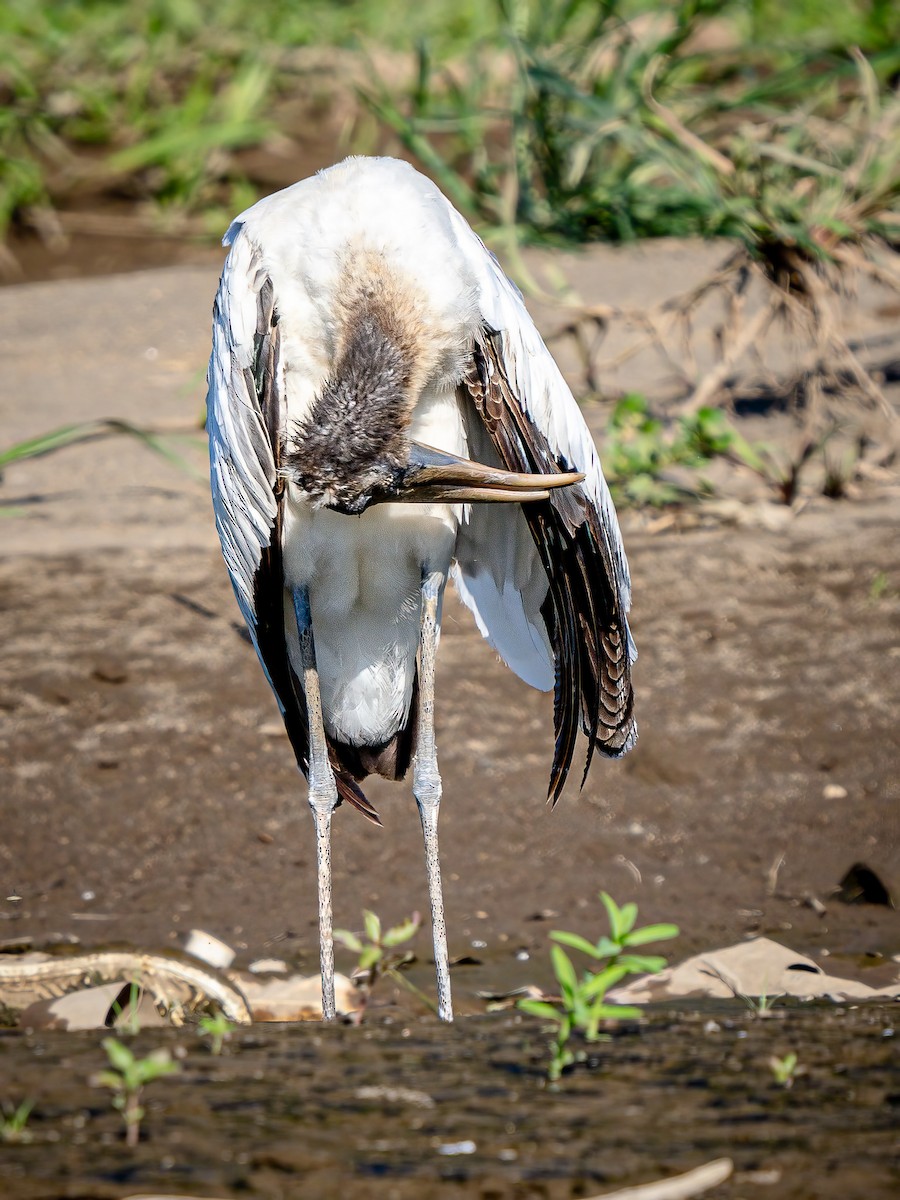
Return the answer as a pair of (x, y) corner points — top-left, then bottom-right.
(207, 156), (636, 1022)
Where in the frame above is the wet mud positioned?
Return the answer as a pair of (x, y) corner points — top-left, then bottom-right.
(2, 1002), (897, 1199)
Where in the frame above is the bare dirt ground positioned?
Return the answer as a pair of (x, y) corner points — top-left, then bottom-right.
(0, 240), (898, 1198)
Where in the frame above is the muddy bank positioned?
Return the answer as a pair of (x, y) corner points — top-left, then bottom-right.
(2, 1004), (897, 1199)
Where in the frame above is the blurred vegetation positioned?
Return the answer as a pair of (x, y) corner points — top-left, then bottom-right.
(0, 418), (204, 482)
(2, 0), (899, 247)
(2, 0), (898, 509)
(602, 394), (747, 505)
(0, 0), (496, 239)
(371, 0), (900, 258)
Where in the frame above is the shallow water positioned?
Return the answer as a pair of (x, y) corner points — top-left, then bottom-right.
(2, 1002), (897, 1199)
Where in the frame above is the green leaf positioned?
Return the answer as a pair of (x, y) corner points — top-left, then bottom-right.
(611, 1004), (643, 1021)
(616, 953), (669, 975)
(517, 999), (563, 1022)
(0, 423), (92, 467)
(622, 921), (680, 947)
(592, 936), (621, 959)
(617, 902), (638, 938)
(598, 892), (625, 941)
(137, 1049), (178, 1083)
(95, 1071), (124, 1092)
(381, 916), (420, 947)
(101, 1038), (134, 1074)
(333, 929), (364, 953)
(580, 962), (630, 1001)
(590, 1002), (643, 1023)
(363, 910), (382, 944)
(0, 418), (203, 480)
(549, 930), (601, 958)
(550, 944), (579, 1001)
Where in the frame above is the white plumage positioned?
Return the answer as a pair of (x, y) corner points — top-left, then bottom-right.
(207, 156), (636, 1020)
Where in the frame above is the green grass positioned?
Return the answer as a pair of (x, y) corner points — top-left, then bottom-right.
(0, 419), (204, 481)
(369, 0), (900, 254)
(369, 0), (898, 444)
(3, 0), (899, 246)
(742, 0), (898, 50)
(0, 0), (498, 239)
(3, 1), (897, 479)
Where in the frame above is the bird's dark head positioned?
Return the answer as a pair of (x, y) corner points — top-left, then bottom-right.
(281, 308), (415, 514)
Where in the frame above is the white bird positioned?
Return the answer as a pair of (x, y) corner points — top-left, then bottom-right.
(207, 156), (636, 1022)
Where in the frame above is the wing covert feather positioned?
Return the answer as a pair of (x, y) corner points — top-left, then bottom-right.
(442, 207), (637, 799)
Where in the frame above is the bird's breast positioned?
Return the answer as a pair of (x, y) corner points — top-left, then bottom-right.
(280, 498), (460, 747)
(281, 497), (458, 611)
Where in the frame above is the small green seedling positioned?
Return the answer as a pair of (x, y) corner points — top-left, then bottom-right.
(94, 1037), (180, 1146)
(769, 1051), (799, 1088)
(0, 1099), (34, 1144)
(601, 394), (751, 507)
(519, 892), (678, 1081)
(869, 571), (890, 602)
(743, 991), (784, 1017)
(335, 910), (434, 1012)
(198, 1011), (235, 1055)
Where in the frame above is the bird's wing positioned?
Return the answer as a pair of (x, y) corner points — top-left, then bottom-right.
(444, 208), (637, 802)
(207, 228), (379, 821)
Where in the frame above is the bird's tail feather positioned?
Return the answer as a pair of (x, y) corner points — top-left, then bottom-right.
(333, 770), (383, 825)
(329, 666), (419, 792)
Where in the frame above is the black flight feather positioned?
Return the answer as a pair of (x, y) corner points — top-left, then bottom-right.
(461, 329), (635, 804)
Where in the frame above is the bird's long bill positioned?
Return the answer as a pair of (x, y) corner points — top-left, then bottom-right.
(395, 442), (584, 504)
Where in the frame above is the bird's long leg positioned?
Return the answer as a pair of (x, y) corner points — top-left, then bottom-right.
(414, 568), (453, 1022)
(293, 587), (340, 1022)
